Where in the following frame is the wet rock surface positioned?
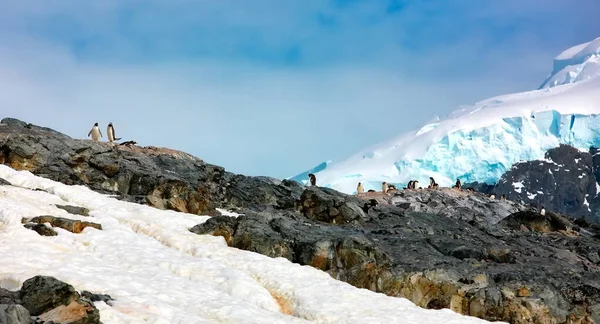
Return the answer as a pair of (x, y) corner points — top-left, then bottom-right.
(192, 187), (600, 323)
(0, 275), (103, 324)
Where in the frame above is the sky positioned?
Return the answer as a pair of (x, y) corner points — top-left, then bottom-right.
(1, 0), (599, 179)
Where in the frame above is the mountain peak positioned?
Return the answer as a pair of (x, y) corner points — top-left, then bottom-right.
(539, 36), (600, 89)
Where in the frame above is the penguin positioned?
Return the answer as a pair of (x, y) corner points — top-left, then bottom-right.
(382, 181), (388, 193)
(357, 182), (364, 194)
(540, 205), (546, 216)
(412, 181), (419, 189)
(308, 173), (316, 186)
(500, 194), (506, 201)
(87, 122), (103, 141)
(388, 184), (397, 191)
(490, 194), (496, 200)
(452, 179), (462, 189)
(367, 189), (376, 193)
(407, 180), (414, 190)
(107, 122), (122, 143)
(428, 177), (438, 189)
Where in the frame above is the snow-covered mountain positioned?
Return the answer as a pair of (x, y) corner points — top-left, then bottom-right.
(0, 165), (493, 323)
(291, 37), (600, 195)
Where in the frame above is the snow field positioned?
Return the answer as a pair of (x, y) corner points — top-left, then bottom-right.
(0, 165), (497, 323)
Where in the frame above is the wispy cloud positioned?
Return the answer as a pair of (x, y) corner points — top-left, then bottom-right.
(1, 0), (599, 178)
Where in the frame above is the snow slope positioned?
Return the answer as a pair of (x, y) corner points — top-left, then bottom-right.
(291, 37), (600, 195)
(0, 165), (495, 324)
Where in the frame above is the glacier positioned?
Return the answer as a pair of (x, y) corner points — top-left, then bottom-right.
(290, 36), (600, 195)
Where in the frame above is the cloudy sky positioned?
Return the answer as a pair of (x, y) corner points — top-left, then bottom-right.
(1, 0), (599, 178)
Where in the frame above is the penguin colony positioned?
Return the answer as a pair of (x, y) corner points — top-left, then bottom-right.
(306, 174), (516, 204)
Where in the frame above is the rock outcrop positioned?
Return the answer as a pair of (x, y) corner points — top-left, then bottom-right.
(0, 118), (303, 216)
(192, 187), (600, 323)
(0, 275), (103, 324)
(494, 144), (600, 222)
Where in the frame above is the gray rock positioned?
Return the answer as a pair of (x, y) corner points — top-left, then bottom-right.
(0, 118), (305, 216)
(23, 223), (58, 237)
(589, 252), (600, 264)
(0, 178), (10, 186)
(0, 304), (30, 324)
(24, 216), (101, 234)
(54, 205), (90, 217)
(19, 276), (80, 316)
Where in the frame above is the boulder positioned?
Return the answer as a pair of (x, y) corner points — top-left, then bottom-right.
(0, 304), (30, 324)
(19, 276), (80, 316)
(23, 216), (101, 234)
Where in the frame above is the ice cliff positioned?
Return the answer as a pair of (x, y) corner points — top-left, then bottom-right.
(291, 36), (600, 195)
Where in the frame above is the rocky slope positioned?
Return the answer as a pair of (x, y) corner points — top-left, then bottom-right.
(0, 118), (303, 216)
(4, 118), (600, 323)
(192, 187), (600, 323)
(491, 145), (600, 223)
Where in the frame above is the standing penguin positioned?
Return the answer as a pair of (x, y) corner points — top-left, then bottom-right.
(107, 122), (122, 143)
(452, 179), (462, 189)
(382, 181), (388, 193)
(87, 122), (102, 141)
(540, 205), (546, 216)
(308, 173), (316, 186)
(357, 182), (364, 194)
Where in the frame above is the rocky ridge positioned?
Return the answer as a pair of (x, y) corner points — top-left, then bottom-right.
(0, 118), (303, 216)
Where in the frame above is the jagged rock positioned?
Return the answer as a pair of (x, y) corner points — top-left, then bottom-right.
(19, 276), (80, 316)
(0, 304), (30, 324)
(0, 118), (306, 216)
(24, 223), (58, 237)
(191, 187), (600, 323)
(54, 205), (90, 217)
(23, 216), (101, 234)
(494, 144), (599, 222)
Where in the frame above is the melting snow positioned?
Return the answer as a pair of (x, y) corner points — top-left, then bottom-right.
(0, 165), (493, 324)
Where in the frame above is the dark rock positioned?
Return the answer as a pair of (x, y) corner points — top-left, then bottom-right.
(0, 289), (18, 305)
(0, 304), (30, 324)
(297, 187), (366, 224)
(54, 205), (90, 217)
(494, 144), (598, 222)
(80, 291), (114, 305)
(499, 209), (574, 233)
(0, 178), (10, 186)
(24, 223), (58, 236)
(24, 216), (101, 234)
(19, 276), (80, 316)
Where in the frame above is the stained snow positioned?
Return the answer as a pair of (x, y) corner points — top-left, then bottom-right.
(0, 165), (494, 324)
(291, 36), (600, 195)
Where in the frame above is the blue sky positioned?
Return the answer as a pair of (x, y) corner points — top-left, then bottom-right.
(1, 0), (599, 178)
